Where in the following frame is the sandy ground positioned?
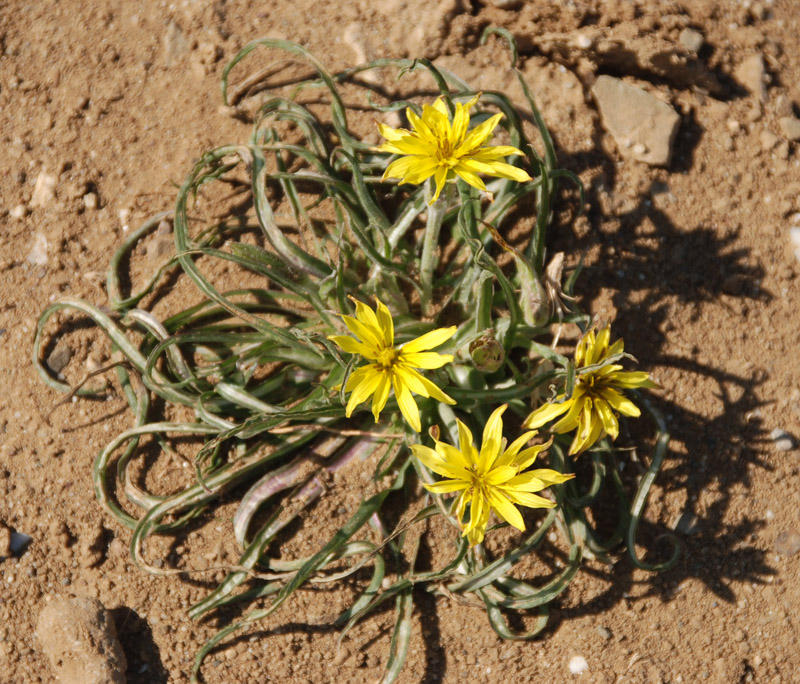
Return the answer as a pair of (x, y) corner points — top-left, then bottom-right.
(2, 0), (800, 682)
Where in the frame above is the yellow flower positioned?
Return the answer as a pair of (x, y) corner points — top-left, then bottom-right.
(329, 297), (456, 432)
(377, 94), (533, 204)
(411, 405), (573, 546)
(523, 325), (661, 455)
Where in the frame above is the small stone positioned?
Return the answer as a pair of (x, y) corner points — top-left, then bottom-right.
(749, 1), (766, 21)
(46, 342), (73, 374)
(596, 626), (613, 640)
(82, 192), (99, 210)
(27, 232), (49, 266)
(760, 130), (780, 151)
(483, 0), (522, 7)
(164, 20), (190, 68)
(770, 428), (797, 451)
(569, 655), (589, 674)
(774, 95), (794, 118)
(679, 28), (704, 53)
(778, 116), (800, 141)
(37, 597), (127, 684)
(591, 76), (680, 166)
(790, 226), (800, 262)
(575, 34), (593, 49)
(775, 531), (800, 557)
(9, 204), (27, 219)
(30, 172), (57, 207)
(632, 142), (648, 156)
(735, 54), (767, 101)
(747, 105), (763, 122)
(9, 532), (32, 556)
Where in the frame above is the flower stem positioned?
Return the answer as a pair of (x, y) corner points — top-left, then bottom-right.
(420, 183), (452, 315)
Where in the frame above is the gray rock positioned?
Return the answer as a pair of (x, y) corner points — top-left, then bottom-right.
(46, 342), (73, 374)
(735, 54), (767, 101)
(778, 116), (800, 141)
(36, 597), (127, 684)
(9, 531), (32, 556)
(770, 428), (797, 451)
(775, 530), (800, 557)
(679, 28), (704, 54)
(591, 76), (680, 166)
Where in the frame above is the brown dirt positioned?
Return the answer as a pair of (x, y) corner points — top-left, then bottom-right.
(2, 1), (800, 683)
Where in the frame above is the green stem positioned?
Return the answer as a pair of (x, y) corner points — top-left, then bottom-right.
(420, 182), (452, 314)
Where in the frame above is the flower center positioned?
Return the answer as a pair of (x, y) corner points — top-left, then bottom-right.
(376, 347), (399, 368)
(436, 139), (458, 166)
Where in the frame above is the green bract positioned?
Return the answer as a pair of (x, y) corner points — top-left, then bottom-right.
(33, 31), (677, 684)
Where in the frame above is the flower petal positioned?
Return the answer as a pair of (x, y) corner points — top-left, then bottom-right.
(399, 351), (453, 369)
(512, 438), (553, 471)
(345, 368), (382, 416)
(340, 313), (382, 350)
(458, 158), (532, 183)
(610, 371), (661, 389)
(328, 335), (375, 359)
(393, 374), (421, 432)
(401, 326), (457, 354)
(423, 479), (471, 494)
(523, 397), (571, 429)
(396, 366), (456, 405)
(411, 444), (469, 480)
(600, 388), (641, 417)
(456, 112), (504, 154)
(430, 165), (449, 204)
(371, 373), (391, 421)
(503, 490), (556, 509)
(481, 405), (507, 457)
(373, 297), (394, 347)
(486, 488), (525, 531)
(594, 396), (619, 440)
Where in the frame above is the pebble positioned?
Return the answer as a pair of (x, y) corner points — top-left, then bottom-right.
(591, 76), (680, 166)
(790, 227), (800, 263)
(679, 28), (704, 53)
(37, 597), (127, 684)
(568, 655), (589, 674)
(596, 626), (613, 640)
(483, 0), (522, 7)
(9, 204), (26, 219)
(760, 129), (780, 151)
(82, 192), (99, 210)
(778, 116), (800, 141)
(30, 172), (57, 207)
(775, 530), (800, 557)
(27, 232), (49, 266)
(164, 20), (190, 67)
(774, 94), (794, 118)
(770, 428), (797, 451)
(9, 532), (32, 556)
(46, 342), (73, 374)
(735, 54), (767, 101)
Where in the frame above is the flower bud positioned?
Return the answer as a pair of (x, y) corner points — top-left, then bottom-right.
(469, 331), (505, 373)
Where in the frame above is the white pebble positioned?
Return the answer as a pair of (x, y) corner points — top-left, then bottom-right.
(575, 34), (592, 49)
(790, 226), (800, 262)
(9, 204), (26, 219)
(569, 655), (589, 674)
